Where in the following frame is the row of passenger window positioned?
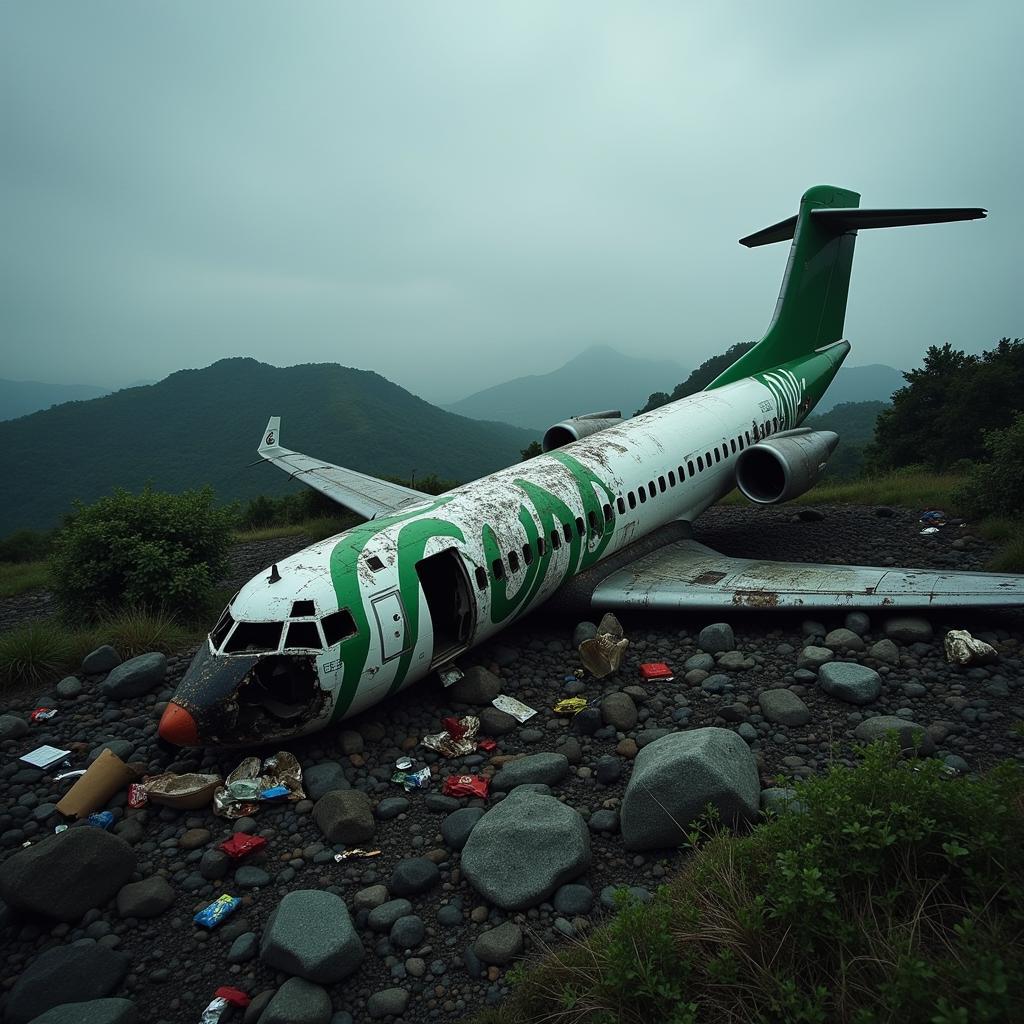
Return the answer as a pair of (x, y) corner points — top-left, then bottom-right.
(477, 416), (783, 592)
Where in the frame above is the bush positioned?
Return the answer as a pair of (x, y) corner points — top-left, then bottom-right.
(0, 528), (55, 563)
(477, 741), (1024, 1024)
(952, 411), (1024, 519)
(51, 486), (235, 619)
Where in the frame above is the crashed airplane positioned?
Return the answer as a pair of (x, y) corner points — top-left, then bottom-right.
(158, 185), (1023, 748)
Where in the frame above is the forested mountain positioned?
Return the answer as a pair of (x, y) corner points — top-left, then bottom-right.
(0, 358), (537, 535)
(446, 344), (683, 430)
(0, 378), (111, 421)
(804, 401), (888, 478)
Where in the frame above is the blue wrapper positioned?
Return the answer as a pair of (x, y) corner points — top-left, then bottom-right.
(86, 811), (114, 830)
(193, 894), (240, 928)
(259, 785), (289, 800)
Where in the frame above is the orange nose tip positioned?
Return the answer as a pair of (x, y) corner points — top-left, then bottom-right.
(158, 701), (200, 746)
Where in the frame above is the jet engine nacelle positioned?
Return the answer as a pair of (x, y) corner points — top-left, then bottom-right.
(735, 428), (839, 504)
(542, 409), (623, 452)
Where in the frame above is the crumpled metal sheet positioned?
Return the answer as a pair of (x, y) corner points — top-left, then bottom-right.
(421, 716), (480, 757)
(213, 751), (306, 818)
(144, 772), (223, 810)
(944, 629), (998, 666)
(579, 633), (629, 678)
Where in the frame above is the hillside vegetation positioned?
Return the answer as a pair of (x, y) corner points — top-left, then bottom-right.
(0, 357), (536, 535)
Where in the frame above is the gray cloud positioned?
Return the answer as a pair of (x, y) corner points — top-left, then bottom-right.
(2, 2), (1021, 402)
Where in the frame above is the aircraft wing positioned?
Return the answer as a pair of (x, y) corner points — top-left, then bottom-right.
(256, 417), (428, 520)
(592, 539), (1024, 610)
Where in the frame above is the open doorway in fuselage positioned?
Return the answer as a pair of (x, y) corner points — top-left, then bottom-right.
(416, 548), (475, 667)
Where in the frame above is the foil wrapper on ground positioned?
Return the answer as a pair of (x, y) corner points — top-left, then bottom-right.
(128, 783), (148, 809)
(144, 772), (222, 810)
(553, 697), (589, 715)
(334, 848), (382, 861)
(30, 707), (58, 722)
(392, 766), (432, 791)
(213, 751), (305, 818)
(193, 894), (241, 929)
(944, 629), (998, 666)
(421, 715), (480, 757)
(86, 810), (115, 830)
(199, 986), (250, 1023)
(491, 695), (537, 722)
(442, 774), (490, 798)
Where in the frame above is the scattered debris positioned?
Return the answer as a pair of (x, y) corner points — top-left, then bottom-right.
(144, 772), (222, 810)
(85, 810), (115, 830)
(944, 629), (998, 666)
(199, 986), (251, 1024)
(213, 751), (305, 818)
(218, 833), (268, 861)
(919, 510), (947, 526)
(442, 774), (490, 798)
(128, 783), (148, 808)
(391, 766), (432, 791)
(20, 745), (71, 769)
(333, 848), (382, 862)
(421, 715), (480, 757)
(578, 612), (630, 678)
(553, 697), (589, 715)
(639, 662), (674, 681)
(491, 694), (537, 722)
(29, 707), (58, 723)
(395, 756), (414, 771)
(53, 769), (87, 782)
(193, 894), (241, 929)
(438, 665), (464, 688)
(56, 748), (138, 819)
(476, 737), (497, 752)
(920, 527), (940, 535)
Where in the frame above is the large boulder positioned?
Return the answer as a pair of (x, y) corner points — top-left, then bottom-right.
(82, 645), (121, 675)
(312, 789), (374, 844)
(446, 665), (501, 705)
(116, 876), (175, 918)
(854, 716), (936, 756)
(260, 978), (332, 1024)
(260, 889), (363, 983)
(758, 689), (810, 727)
(98, 653), (166, 699)
(461, 789), (590, 910)
(491, 753), (569, 791)
(620, 728), (759, 851)
(5, 945), (129, 1024)
(22, 999), (138, 1024)
(303, 762), (350, 800)
(0, 828), (136, 921)
(698, 623), (735, 654)
(817, 662), (882, 705)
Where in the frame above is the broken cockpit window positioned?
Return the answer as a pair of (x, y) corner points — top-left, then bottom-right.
(290, 600), (315, 617)
(211, 608), (235, 650)
(224, 620), (284, 654)
(322, 608), (358, 646)
(285, 621), (323, 650)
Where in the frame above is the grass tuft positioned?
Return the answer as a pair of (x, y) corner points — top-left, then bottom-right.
(986, 536), (1024, 573)
(475, 741), (1024, 1024)
(231, 515), (350, 544)
(723, 469), (963, 509)
(0, 560), (51, 599)
(0, 620), (76, 689)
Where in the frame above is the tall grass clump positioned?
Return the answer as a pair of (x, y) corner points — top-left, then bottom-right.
(0, 560), (50, 599)
(477, 741), (1024, 1024)
(0, 620), (76, 689)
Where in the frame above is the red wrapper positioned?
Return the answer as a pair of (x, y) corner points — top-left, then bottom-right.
(639, 662), (674, 680)
(214, 986), (251, 1007)
(440, 716), (466, 740)
(476, 738), (497, 752)
(30, 707), (58, 722)
(127, 783), (148, 809)
(218, 833), (268, 860)
(442, 774), (489, 798)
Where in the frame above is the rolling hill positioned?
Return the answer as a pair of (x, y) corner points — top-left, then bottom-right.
(0, 378), (111, 421)
(445, 344), (684, 430)
(0, 358), (538, 536)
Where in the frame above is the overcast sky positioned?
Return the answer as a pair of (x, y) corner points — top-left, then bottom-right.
(2, 2), (1021, 403)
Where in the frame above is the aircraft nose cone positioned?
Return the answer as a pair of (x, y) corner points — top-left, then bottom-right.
(158, 701), (200, 747)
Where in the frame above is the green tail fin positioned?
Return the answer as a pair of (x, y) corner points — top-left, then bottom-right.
(707, 185), (986, 389)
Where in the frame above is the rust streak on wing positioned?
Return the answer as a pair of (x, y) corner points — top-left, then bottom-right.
(731, 590), (779, 608)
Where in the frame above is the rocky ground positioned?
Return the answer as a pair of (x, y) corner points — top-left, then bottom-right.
(0, 504), (1021, 1024)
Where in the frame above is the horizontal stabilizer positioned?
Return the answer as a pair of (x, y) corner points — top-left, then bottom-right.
(591, 539), (1024, 611)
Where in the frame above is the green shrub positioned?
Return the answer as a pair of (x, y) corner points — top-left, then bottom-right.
(0, 561), (50, 599)
(953, 411), (1024, 519)
(0, 528), (55, 563)
(476, 741), (1024, 1024)
(51, 486), (235, 619)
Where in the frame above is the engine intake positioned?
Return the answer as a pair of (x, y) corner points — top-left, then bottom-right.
(542, 409), (622, 452)
(735, 429), (839, 504)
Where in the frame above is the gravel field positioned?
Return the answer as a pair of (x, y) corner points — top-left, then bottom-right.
(0, 503), (1021, 1024)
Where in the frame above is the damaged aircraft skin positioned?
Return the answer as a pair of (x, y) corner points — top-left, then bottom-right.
(158, 185), (1023, 748)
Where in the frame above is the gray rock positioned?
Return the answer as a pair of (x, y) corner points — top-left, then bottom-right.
(261, 978), (332, 1024)
(235, 865), (271, 888)
(698, 622), (735, 654)
(367, 899), (413, 932)
(884, 616), (933, 642)
(0, 828), (136, 921)
(375, 797), (410, 820)
(553, 884), (593, 915)
(116, 876), (175, 918)
(588, 809), (619, 833)
(312, 790), (374, 844)
(573, 622), (598, 647)
(260, 889), (363, 983)
(228, 931), (258, 964)
(684, 652), (715, 672)
(571, 707), (603, 735)
(0, 714), (28, 741)
(82, 645), (121, 675)
(636, 728), (673, 748)
(366, 988), (410, 1019)
(737, 722), (758, 743)
(758, 689), (810, 727)
(88, 739), (135, 764)
(594, 755), (622, 785)
(353, 884), (390, 911)
(600, 692), (637, 731)
(620, 728), (759, 850)
(98, 652), (166, 699)
(441, 807), (485, 850)
(844, 611), (871, 636)
(854, 716), (936, 756)
(824, 628), (865, 652)
(22, 999), (138, 1024)
(304, 762), (351, 800)
(56, 676), (84, 699)
(491, 753), (569, 791)
(477, 705), (518, 736)
(868, 639), (901, 665)
(5, 945), (129, 1024)
(473, 921), (524, 965)
(446, 665), (501, 705)
(390, 914), (425, 949)
(199, 849), (230, 881)
(462, 789), (591, 910)
(338, 730), (364, 755)
(797, 646), (833, 670)
(717, 651), (755, 671)
(818, 663), (882, 705)
(389, 857), (439, 897)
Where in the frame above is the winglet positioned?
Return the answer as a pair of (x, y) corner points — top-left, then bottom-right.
(259, 416), (282, 456)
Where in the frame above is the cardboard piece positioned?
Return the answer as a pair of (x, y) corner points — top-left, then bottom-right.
(55, 748), (138, 819)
